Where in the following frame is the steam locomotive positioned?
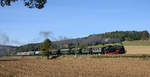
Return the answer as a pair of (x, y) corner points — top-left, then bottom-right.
(16, 45), (126, 56)
(50, 45), (126, 55)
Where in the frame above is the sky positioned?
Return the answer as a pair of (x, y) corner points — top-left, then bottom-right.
(0, 0), (150, 46)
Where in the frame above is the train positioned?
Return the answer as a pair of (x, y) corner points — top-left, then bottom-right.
(50, 45), (126, 55)
(16, 51), (42, 56)
(16, 45), (126, 56)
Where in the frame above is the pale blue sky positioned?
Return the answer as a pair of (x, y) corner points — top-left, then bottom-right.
(0, 0), (150, 45)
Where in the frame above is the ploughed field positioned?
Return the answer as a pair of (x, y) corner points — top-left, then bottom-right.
(0, 57), (150, 77)
(125, 46), (150, 54)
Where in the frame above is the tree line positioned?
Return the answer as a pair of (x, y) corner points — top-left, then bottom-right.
(95, 30), (149, 41)
(16, 30), (150, 52)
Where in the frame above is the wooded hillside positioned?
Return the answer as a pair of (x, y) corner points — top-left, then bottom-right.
(16, 30), (150, 52)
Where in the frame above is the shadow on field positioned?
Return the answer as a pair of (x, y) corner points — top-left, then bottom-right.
(51, 55), (61, 59)
(0, 59), (19, 62)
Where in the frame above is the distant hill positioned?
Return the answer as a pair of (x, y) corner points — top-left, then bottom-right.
(92, 30), (150, 41)
(0, 45), (16, 57)
(16, 30), (150, 52)
(16, 43), (41, 52)
(0, 30), (149, 56)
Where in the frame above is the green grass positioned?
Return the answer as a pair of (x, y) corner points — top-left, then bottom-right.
(91, 54), (150, 59)
(88, 40), (150, 48)
(53, 54), (150, 59)
(123, 40), (150, 46)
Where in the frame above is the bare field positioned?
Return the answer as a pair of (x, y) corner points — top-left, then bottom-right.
(125, 46), (150, 54)
(0, 57), (150, 77)
(0, 46), (150, 77)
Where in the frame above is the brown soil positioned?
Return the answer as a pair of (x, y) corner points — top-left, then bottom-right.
(0, 57), (150, 77)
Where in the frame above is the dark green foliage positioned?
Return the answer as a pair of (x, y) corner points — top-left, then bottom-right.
(51, 30), (150, 49)
(96, 30), (149, 41)
(53, 36), (121, 49)
(15, 30), (150, 51)
(0, 0), (47, 9)
(16, 43), (40, 52)
(55, 31), (149, 49)
(0, 0), (16, 6)
(40, 38), (52, 59)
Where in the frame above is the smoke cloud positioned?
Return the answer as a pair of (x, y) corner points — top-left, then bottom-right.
(0, 31), (72, 46)
(0, 32), (9, 45)
(57, 36), (71, 41)
(39, 31), (57, 41)
(0, 32), (23, 46)
(40, 31), (53, 38)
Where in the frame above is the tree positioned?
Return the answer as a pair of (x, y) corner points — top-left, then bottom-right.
(40, 38), (52, 59)
(141, 31), (149, 40)
(0, 0), (47, 9)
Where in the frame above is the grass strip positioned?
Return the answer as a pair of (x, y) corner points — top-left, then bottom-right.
(91, 55), (150, 59)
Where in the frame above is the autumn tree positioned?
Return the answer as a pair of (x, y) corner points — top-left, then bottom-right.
(40, 38), (52, 59)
